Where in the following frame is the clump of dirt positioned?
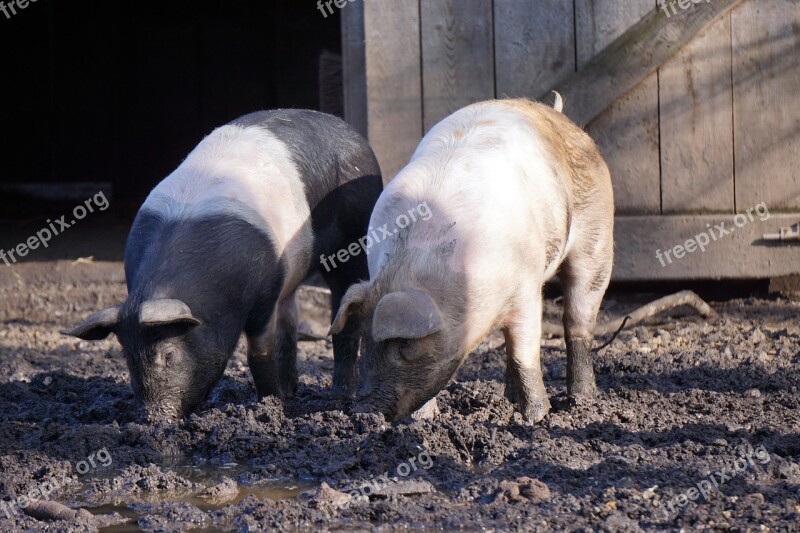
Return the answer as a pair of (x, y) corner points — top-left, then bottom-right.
(1, 261), (799, 531)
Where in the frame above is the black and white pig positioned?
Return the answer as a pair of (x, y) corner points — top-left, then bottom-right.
(66, 110), (382, 420)
(329, 98), (614, 423)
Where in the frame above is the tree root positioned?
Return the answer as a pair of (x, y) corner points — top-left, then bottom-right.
(542, 290), (717, 338)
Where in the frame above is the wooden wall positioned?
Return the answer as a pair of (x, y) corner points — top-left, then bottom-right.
(345, 0), (800, 279)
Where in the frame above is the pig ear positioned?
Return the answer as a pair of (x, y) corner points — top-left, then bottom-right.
(62, 306), (121, 340)
(372, 290), (444, 343)
(139, 299), (201, 327)
(329, 283), (369, 336)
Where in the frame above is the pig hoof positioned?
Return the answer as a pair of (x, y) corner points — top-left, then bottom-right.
(332, 379), (357, 399)
(520, 397), (551, 424)
(567, 381), (597, 399)
(280, 372), (298, 398)
(504, 383), (521, 404)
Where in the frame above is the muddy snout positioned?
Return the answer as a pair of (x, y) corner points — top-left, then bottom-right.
(350, 381), (396, 418)
(351, 383), (378, 414)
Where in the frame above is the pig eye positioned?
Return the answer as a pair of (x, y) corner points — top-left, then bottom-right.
(163, 347), (179, 366)
(397, 339), (423, 362)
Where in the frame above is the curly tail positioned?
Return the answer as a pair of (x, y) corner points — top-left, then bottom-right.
(552, 91), (564, 113)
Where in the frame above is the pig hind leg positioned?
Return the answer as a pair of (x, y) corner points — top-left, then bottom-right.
(502, 289), (550, 423)
(275, 291), (300, 397)
(246, 291), (300, 399)
(559, 242), (612, 399)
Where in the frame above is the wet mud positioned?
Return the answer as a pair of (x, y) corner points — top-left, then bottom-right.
(1, 262), (798, 531)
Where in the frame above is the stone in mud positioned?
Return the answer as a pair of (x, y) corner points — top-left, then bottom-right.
(196, 476), (239, 504)
(495, 477), (550, 503)
(518, 477), (551, 501)
(602, 511), (642, 532)
(23, 500), (127, 528)
(370, 479), (435, 497)
(134, 501), (209, 531)
(750, 328), (767, 345)
(410, 398), (439, 421)
(309, 482), (352, 510)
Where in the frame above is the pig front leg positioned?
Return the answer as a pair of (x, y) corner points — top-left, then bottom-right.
(322, 261), (365, 397)
(331, 322), (360, 397)
(560, 251), (612, 399)
(502, 293), (550, 423)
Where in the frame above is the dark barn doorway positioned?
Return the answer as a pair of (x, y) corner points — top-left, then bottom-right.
(0, 0), (343, 218)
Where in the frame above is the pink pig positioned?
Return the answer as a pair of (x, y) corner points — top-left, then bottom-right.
(331, 97), (614, 423)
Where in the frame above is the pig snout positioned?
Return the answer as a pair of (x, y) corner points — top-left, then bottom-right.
(351, 400), (376, 414)
(351, 381), (380, 414)
(351, 380), (400, 419)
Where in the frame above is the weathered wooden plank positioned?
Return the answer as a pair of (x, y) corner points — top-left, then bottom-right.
(732, 0), (800, 211)
(494, 0), (575, 100)
(421, 0), (494, 132)
(342, 1), (368, 137)
(613, 214), (800, 280)
(660, 14), (734, 214)
(557, 0), (745, 127)
(576, 0), (660, 215)
(364, 0), (422, 182)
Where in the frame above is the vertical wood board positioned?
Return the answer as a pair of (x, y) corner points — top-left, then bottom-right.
(365, 0), (423, 182)
(494, 0), (575, 100)
(732, 0), (800, 211)
(659, 14), (735, 214)
(576, 0), (661, 215)
(421, 0), (495, 132)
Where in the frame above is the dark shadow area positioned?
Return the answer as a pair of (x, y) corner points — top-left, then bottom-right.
(594, 363), (800, 396)
(0, 0), (343, 218)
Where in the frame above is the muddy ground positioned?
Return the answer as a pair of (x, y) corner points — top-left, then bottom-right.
(0, 260), (798, 532)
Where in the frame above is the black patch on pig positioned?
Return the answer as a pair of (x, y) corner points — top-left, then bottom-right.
(231, 109), (383, 278)
(119, 203), (286, 411)
(124, 204), (284, 340)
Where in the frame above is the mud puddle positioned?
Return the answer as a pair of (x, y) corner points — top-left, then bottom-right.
(64, 459), (314, 531)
